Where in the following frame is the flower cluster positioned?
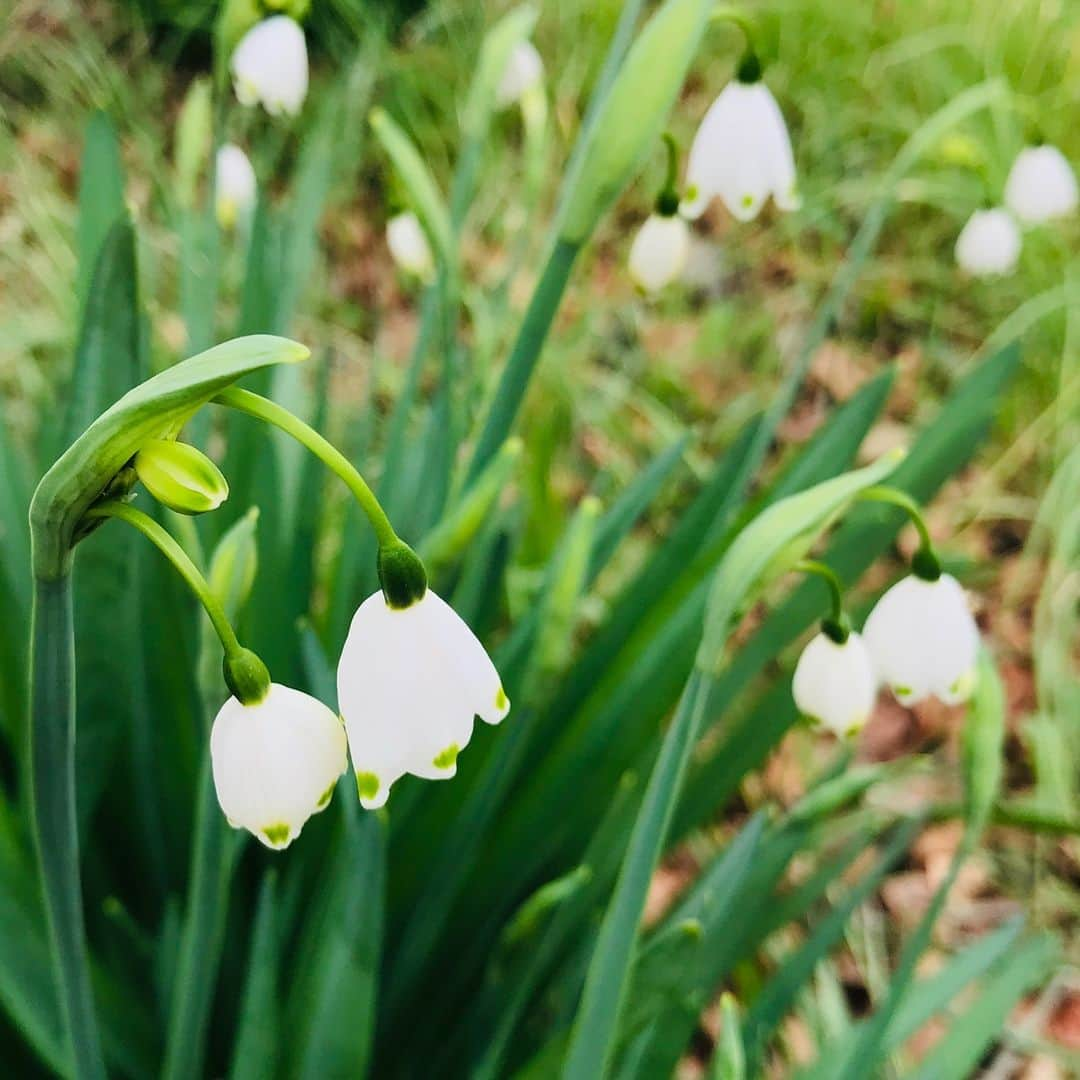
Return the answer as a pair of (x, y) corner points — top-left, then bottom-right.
(210, 578), (509, 849)
(628, 45), (799, 294)
(793, 564), (979, 738)
(955, 144), (1077, 277)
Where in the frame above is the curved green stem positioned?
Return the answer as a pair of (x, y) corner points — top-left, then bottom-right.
(213, 387), (398, 548)
(84, 501), (241, 657)
(655, 132), (681, 215)
(794, 559), (848, 634)
(857, 485), (941, 578)
(31, 573), (107, 1080)
(710, 4), (760, 70)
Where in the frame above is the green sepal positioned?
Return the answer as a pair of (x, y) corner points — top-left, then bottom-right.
(377, 540), (429, 610)
(30, 335), (307, 580)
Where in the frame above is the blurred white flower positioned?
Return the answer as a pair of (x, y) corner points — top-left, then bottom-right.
(386, 211), (435, 279)
(496, 40), (544, 108)
(954, 208), (1020, 276)
(215, 144), (256, 229)
(337, 589), (509, 810)
(1004, 145), (1078, 225)
(211, 683), (347, 850)
(231, 15), (308, 117)
(628, 213), (690, 293)
(681, 80), (799, 222)
(863, 574), (979, 706)
(792, 631), (877, 737)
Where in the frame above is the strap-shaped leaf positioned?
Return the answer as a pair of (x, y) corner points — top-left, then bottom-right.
(30, 335), (307, 579)
(697, 449), (904, 673)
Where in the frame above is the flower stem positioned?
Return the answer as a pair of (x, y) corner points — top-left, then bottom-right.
(857, 485), (941, 578)
(795, 559), (850, 640)
(30, 573), (107, 1080)
(655, 133), (681, 215)
(84, 501), (242, 657)
(213, 387), (398, 548)
(710, 4), (760, 75)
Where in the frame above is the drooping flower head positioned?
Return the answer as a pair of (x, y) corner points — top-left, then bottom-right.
(628, 213), (690, 293)
(496, 40), (544, 109)
(215, 144), (256, 230)
(211, 682), (348, 849)
(1004, 145), (1078, 225)
(863, 573), (979, 706)
(386, 211), (435, 279)
(792, 630), (877, 738)
(681, 55), (798, 222)
(231, 15), (309, 117)
(337, 568), (509, 810)
(954, 208), (1021, 277)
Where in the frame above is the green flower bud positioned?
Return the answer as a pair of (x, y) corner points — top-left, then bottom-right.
(134, 439), (229, 515)
(223, 647), (271, 706)
(560, 0), (711, 245)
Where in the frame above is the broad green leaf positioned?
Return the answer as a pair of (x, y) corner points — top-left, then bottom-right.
(617, 814), (765, 1056)
(286, 807), (385, 1080)
(61, 216), (146, 838)
(907, 933), (1056, 1080)
(76, 112), (125, 311)
(588, 434), (690, 581)
(794, 916), (1026, 1079)
(228, 873), (282, 1080)
(697, 450), (903, 673)
(740, 818), (919, 1073)
(560, 0), (711, 243)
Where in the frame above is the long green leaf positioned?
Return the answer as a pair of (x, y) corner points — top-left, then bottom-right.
(740, 819), (920, 1073)
(75, 112), (125, 312)
(228, 873), (282, 1080)
(906, 934), (1056, 1080)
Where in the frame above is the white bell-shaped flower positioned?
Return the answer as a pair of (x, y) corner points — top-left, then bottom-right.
(681, 79), (799, 222)
(629, 213), (690, 293)
(863, 573), (979, 706)
(230, 15), (308, 117)
(337, 589), (510, 810)
(210, 683), (347, 849)
(1004, 145), (1078, 225)
(792, 631), (877, 737)
(386, 211), (435, 279)
(954, 208), (1020, 277)
(496, 40), (544, 109)
(215, 144), (256, 229)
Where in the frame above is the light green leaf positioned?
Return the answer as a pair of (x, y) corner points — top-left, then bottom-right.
(31, 335), (308, 580)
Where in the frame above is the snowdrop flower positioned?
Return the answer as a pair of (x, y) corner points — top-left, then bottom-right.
(1004, 145), (1078, 225)
(337, 588), (509, 810)
(863, 573), (979, 706)
(628, 213), (690, 293)
(386, 211), (435, 279)
(211, 683), (347, 849)
(792, 630), (877, 737)
(215, 144), (256, 230)
(681, 66), (798, 222)
(496, 40), (544, 109)
(954, 208), (1021, 277)
(231, 15), (308, 117)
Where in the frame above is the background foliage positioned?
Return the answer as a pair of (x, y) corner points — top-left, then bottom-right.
(1, 0), (1078, 1076)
